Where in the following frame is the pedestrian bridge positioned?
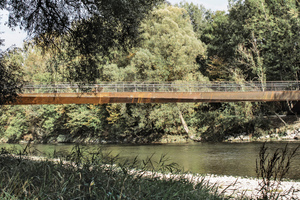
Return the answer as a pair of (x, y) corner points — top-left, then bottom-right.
(12, 81), (300, 105)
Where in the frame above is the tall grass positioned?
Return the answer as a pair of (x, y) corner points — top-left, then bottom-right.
(256, 143), (300, 200)
(0, 144), (225, 199)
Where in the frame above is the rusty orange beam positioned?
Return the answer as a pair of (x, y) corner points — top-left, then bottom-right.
(8, 91), (300, 105)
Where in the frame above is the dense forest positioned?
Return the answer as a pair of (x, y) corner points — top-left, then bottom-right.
(0, 0), (299, 143)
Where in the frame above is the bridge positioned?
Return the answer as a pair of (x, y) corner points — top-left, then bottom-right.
(11, 81), (300, 105)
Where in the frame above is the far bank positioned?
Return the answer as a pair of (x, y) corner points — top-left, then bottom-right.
(1, 114), (299, 145)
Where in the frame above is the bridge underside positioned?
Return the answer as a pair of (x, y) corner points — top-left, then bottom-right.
(11, 91), (300, 105)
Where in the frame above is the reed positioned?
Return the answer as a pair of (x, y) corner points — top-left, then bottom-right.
(256, 143), (300, 200)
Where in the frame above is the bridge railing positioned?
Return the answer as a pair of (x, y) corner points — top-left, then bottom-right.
(21, 81), (300, 94)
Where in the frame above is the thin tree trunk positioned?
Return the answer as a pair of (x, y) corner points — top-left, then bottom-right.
(178, 110), (201, 141)
(274, 112), (288, 126)
(178, 110), (189, 134)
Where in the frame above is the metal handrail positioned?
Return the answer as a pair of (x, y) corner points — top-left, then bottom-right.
(21, 81), (300, 94)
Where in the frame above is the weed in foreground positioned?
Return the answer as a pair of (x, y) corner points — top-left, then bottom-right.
(256, 143), (299, 200)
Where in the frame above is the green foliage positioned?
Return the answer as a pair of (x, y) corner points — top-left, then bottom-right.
(178, 1), (210, 40)
(1, 1), (299, 143)
(64, 104), (105, 137)
(131, 4), (206, 82)
(0, 49), (23, 105)
(2, 0), (164, 83)
(0, 106), (27, 142)
(92, 4), (210, 142)
(191, 102), (264, 141)
(204, 0), (300, 81)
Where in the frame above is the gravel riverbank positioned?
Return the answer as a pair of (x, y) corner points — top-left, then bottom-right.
(147, 172), (300, 199)
(2, 154), (299, 199)
(201, 174), (300, 199)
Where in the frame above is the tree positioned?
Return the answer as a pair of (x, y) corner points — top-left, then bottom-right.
(203, 0), (300, 81)
(194, 0), (300, 141)
(5, 0), (163, 48)
(0, 50), (23, 105)
(0, 0), (164, 105)
(0, 8), (20, 105)
(178, 2), (209, 40)
(126, 4), (207, 82)
(2, 0), (164, 82)
(201, 11), (232, 68)
(101, 4), (208, 140)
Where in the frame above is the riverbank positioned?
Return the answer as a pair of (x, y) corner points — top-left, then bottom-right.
(122, 164), (300, 199)
(1, 153), (299, 199)
(1, 115), (299, 145)
(224, 115), (300, 143)
(142, 172), (300, 199)
(201, 174), (300, 199)
(0, 152), (224, 199)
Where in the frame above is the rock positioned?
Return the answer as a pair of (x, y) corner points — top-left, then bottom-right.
(286, 130), (293, 135)
(23, 134), (34, 141)
(281, 136), (290, 140)
(56, 135), (69, 143)
(0, 137), (8, 143)
(242, 136), (250, 141)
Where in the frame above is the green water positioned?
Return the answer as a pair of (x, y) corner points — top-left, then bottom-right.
(1, 141), (300, 180)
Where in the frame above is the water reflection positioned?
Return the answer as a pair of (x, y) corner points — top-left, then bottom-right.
(1, 142), (299, 180)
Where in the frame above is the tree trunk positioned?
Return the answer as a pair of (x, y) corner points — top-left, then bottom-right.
(178, 110), (201, 141)
(178, 110), (189, 134)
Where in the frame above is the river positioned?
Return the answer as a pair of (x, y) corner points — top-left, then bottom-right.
(1, 141), (300, 180)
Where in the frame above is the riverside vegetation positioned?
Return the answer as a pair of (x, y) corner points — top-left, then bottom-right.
(0, 144), (224, 199)
(1, 1), (300, 144)
(0, 142), (299, 199)
(0, 1), (300, 199)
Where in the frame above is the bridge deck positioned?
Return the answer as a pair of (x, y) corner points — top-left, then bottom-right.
(12, 91), (300, 105)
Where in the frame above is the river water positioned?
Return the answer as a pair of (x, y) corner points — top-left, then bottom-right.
(1, 141), (300, 180)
